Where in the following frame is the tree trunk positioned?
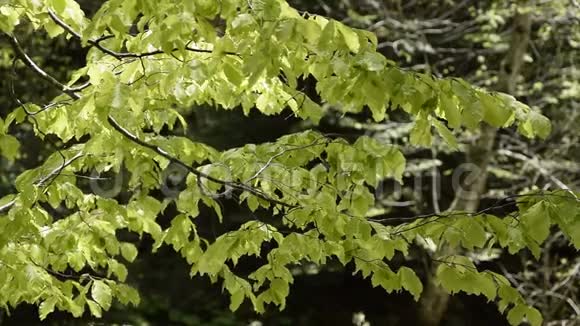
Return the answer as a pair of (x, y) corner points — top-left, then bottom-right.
(417, 10), (532, 326)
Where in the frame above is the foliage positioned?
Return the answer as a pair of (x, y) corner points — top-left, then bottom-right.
(324, 1), (580, 323)
(0, 1), (578, 325)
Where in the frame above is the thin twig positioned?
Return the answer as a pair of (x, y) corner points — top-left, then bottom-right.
(7, 25), (295, 210)
(106, 116), (296, 208)
(5, 34), (81, 99)
(244, 139), (329, 184)
(47, 9), (238, 59)
(0, 152), (83, 214)
(498, 149), (578, 199)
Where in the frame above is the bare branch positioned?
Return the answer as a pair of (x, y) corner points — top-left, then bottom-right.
(5, 34), (81, 100)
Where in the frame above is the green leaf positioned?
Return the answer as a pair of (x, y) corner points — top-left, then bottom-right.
(229, 290), (245, 311)
(519, 111), (552, 139)
(44, 20), (65, 38)
(530, 113), (552, 139)
(507, 304), (527, 326)
(120, 243), (138, 262)
(473, 274), (497, 301)
(115, 284), (141, 306)
(440, 94), (461, 129)
(39, 297), (57, 320)
(0, 6), (21, 33)
(165, 214), (193, 251)
(356, 52), (387, 71)
(431, 118), (458, 150)
(232, 13), (255, 31)
(50, 0), (67, 13)
(177, 187), (201, 217)
(481, 94), (513, 127)
(399, 267), (423, 301)
(91, 280), (112, 310)
(0, 134), (20, 161)
(247, 195), (259, 212)
(111, 260), (128, 281)
(119, 60), (142, 84)
(526, 307), (543, 326)
(196, 236), (236, 275)
(318, 19), (336, 49)
(410, 117), (432, 146)
(337, 22), (360, 53)
(350, 187), (374, 216)
(521, 201), (551, 244)
(195, 0), (219, 17)
(458, 218), (487, 249)
(257, 0), (281, 19)
(87, 300), (103, 318)
(223, 62), (244, 86)
(270, 278), (289, 308)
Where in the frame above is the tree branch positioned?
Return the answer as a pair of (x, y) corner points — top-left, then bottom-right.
(498, 149), (577, 199)
(47, 9), (238, 59)
(106, 116), (297, 208)
(244, 139), (330, 184)
(5, 34), (81, 100)
(0, 152), (83, 214)
(5, 30), (295, 213)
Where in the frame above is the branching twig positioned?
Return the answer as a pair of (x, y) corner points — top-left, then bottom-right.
(244, 139), (329, 184)
(106, 116), (296, 208)
(0, 152), (83, 214)
(6, 25), (296, 211)
(47, 9), (238, 59)
(498, 149), (578, 199)
(5, 34), (81, 100)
